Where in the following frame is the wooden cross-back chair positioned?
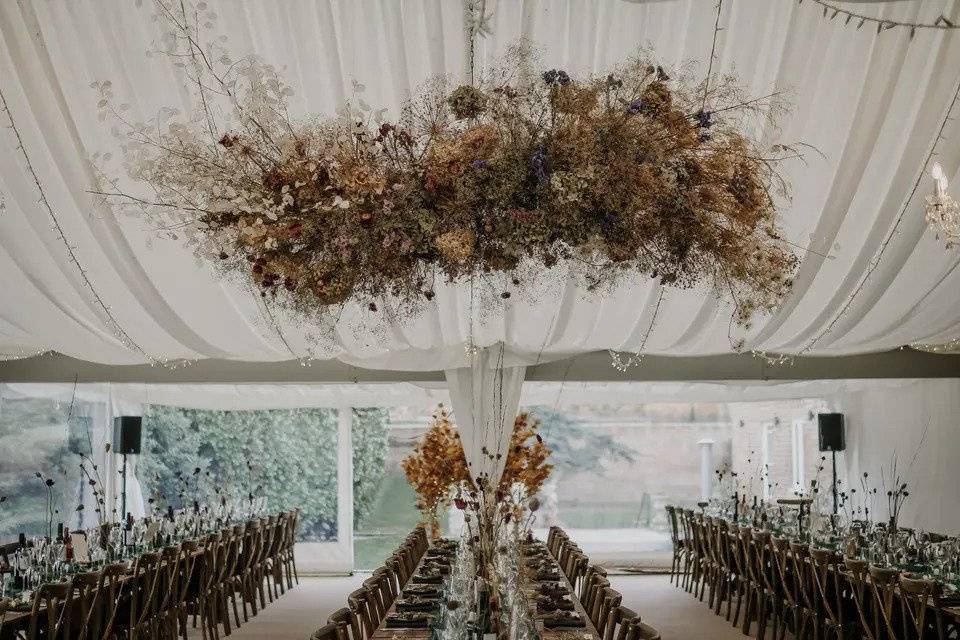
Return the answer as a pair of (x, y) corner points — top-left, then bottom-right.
(632, 620), (662, 640)
(280, 509), (300, 589)
(310, 621), (340, 640)
(127, 551), (165, 640)
(844, 557), (882, 640)
(579, 565), (607, 609)
(347, 587), (375, 639)
(239, 521), (264, 620)
(28, 581), (73, 640)
(328, 606), (363, 640)
(215, 526), (245, 634)
(898, 574), (942, 640)
(170, 540), (199, 640)
(592, 586), (622, 638)
(808, 547), (852, 640)
(868, 565), (902, 640)
(665, 506), (684, 586)
(74, 562), (127, 640)
(253, 516), (276, 608)
(607, 605), (639, 640)
(265, 514), (289, 602)
(196, 532), (226, 639)
(769, 536), (808, 640)
(362, 575), (386, 627)
(678, 509), (699, 593)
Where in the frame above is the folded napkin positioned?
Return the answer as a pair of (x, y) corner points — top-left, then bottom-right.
(542, 613), (585, 628)
(411, 574), (444, 584)
(537, 599), (575, 613)
(384, 613), (432, 629)
(395, 599), (438, 613)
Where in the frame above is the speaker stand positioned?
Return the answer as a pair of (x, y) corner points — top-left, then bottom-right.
(121, 452), (128, 548)
(831, 450), (838, 517)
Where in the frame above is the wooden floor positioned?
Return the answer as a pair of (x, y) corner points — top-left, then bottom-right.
(195, 574), (790, 640)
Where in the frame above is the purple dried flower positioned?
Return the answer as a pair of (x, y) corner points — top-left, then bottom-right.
(627, 100), (643, 115)
(470, 159), (489, 170)
(694, 109), (713, 128)
(542, 69), (571, 86)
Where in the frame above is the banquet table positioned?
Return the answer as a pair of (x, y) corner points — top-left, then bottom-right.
(371, 541), (601, 640)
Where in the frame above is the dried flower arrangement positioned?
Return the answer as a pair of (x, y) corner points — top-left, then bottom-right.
(95, 2), (800, 328)
(498, 412), (553, 501)
(76, 442), (111, 527)
(401, 406), (471, 538)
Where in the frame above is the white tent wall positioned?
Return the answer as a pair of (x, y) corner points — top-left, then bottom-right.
(830, 378), (960, 533)
(2, 378), (957, 571)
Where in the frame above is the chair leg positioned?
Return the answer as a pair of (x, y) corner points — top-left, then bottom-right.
(741, 586), (754, 636)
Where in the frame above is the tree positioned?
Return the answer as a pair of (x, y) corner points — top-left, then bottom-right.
(139, 405), (390, 542)
(528, 407), (635, 471)
(525, 407), (636, 527)
(139, 407), (337, 540)
(139, 405), (205, 510)
(0, 396), (86, 538)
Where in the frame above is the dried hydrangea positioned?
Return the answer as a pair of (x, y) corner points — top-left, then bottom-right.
(446, 84), (488, 120)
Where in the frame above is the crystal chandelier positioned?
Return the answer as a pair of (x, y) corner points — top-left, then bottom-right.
(924, 162), (960, 248)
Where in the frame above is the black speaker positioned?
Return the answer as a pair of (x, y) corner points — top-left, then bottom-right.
(817, 413), (845, 452)
(113, 416), (143, 455)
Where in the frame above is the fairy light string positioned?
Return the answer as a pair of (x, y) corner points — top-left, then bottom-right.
(800, 74), (960, 355)
(609, 1), (723, 372)
(0, 87), (155, 365)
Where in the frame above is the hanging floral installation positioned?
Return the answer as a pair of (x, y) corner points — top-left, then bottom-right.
(94, 1), (801, 328)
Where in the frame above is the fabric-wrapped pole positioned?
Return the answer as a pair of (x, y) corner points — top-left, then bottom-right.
(445, 345), (525, 487)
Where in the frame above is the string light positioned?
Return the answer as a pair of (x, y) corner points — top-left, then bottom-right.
(910, 338), (960, 355)
(609, 288), (666, 372)
(0, 348), (51, 362)
(0, 87), (158, 365)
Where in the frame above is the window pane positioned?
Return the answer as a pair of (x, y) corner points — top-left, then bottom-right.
(139, 406), (338, 541)
(528, 403), (726, 566)
(353, 407), (445, 570)
(0, 392), (96, 539)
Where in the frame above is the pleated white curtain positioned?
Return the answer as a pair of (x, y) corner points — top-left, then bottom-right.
(445, 346), (526, 485)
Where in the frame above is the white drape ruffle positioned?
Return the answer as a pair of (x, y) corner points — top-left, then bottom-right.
(445, 346), (525, 485)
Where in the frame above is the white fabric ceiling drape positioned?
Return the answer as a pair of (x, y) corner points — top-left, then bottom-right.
(1, 0), (959, 370)
(445, 346), (526, 484)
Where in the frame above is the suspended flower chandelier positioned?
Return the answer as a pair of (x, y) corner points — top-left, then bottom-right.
(925, 162), (960, 248)
(95, 2), (801, 328)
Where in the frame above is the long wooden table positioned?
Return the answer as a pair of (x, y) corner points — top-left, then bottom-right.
(371, 542), (600, 640)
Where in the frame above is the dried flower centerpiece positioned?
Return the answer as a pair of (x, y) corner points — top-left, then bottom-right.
(402, 406), (472, 539)
(498, 413), (553, 516)
(95, 2), (800, 330)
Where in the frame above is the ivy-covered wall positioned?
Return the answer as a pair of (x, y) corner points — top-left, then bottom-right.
(140, 406), (389, 542)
